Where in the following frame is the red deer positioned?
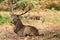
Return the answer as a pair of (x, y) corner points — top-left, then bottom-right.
(12, 14), (39, 37)
(9, 1), (39, 37)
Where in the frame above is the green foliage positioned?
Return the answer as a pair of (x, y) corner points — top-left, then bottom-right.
(51, 8), (57, 12)
(0, 15), (4, 25)
(0, 0), (40, 11)
(0, 0), (4, 3)
(0, 31), (2, 36)
(0, 15), (11, 25)
(52, 17), (60, 23)
(0, 0), (5, 5)
(16, 0), (34, 10)
(21, 15), (26, 19)
(18, 1), (27, 10)
(41, 18), (47, 23)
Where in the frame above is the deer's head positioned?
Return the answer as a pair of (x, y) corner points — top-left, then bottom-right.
(11, 14), (20, 25)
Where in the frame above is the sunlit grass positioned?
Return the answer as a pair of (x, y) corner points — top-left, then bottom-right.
(0, 14), (12, 25)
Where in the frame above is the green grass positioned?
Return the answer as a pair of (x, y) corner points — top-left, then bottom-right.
(0, 15), (12, 25)
(0, 31), (2, 36)
(41, 18), (48, 23)
(52, 17), (60, 23)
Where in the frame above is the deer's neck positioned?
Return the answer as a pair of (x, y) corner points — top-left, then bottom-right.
(14, 19), (24, 33)
(16, 19), (24, 29)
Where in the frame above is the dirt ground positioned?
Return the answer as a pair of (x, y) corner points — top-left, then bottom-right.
(0, 24), (60, 40)
(0, 25), (43, 40)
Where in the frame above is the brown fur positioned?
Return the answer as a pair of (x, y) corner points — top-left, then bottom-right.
(12, 14), (39, 37)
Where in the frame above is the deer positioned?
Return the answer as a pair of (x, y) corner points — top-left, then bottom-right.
(9, 0), (39, 37)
